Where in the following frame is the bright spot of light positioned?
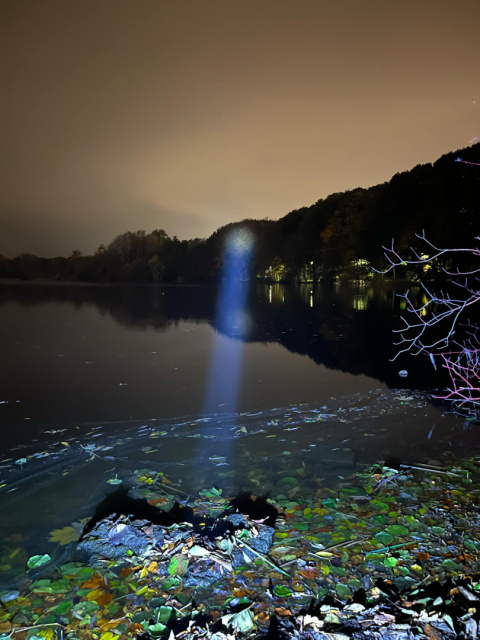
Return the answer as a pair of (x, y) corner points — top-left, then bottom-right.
(225, 227), (255, 257)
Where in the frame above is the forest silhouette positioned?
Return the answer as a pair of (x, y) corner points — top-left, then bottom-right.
(1, 143), (478, 283)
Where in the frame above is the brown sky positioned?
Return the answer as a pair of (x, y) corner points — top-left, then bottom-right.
(1, 0), (479, 257)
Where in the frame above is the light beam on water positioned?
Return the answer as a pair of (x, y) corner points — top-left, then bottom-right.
(201, 228), (255, 474)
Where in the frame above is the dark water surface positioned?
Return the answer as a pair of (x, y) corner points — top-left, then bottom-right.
(1, 281), (479, 582)
(0, 281), (444, 440)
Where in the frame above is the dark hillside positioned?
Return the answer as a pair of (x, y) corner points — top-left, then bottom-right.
(1, 142), (478, 282)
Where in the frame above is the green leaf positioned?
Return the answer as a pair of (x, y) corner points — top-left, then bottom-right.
(36, 615), (56, 625)
(199, 487), (223, 499)
(162, 576), (181, 591)
(384, 557), (398, 567)
(442, 559), (458, 571)
(73, 601), (100, 615)
(348, 578), (363, 589)
(385, 525), (409, 537)
(168, 554), (188, 577)
(155, 606), (175, 624)
(132, 611), (152, 624)
(375, 531), (393, 546)
(27, 554), (51, 569)
(322, 498), (337, 508)
(431, 526), (445, 535)
(30, 579), (51, 589)
(77, 567), (95, 579)
(221, 608), (255, 633)
(273, 585), (292, 597)
(335, 583), (351, 599)
(51, 601), (73, 615)
(60, 563), (83, 575)
(147, 622), (167, 637)
(293, 523), (309, 531)
(51, 580), (70, 593)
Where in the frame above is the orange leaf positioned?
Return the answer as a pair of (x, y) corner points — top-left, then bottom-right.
(81, 574), (107, 589)
(120, 567), (133, 579)
(95, 591), (114, 607)
(148, 497), (168, 506)
(425, 622), (443, 640)
(299, 569), (317, 580)
(98, 618), (122, 631)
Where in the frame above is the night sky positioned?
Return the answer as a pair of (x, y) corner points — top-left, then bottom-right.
(2, 0), (479, 257)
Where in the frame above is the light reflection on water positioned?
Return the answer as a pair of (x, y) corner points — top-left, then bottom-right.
(0, 282), (478, 585)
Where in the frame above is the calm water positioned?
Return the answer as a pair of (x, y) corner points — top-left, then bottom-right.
(1, 281), (479, 582)
(0, 281), (442, 442)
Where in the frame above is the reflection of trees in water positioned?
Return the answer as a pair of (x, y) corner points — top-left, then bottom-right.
(0, 282), (445, 390)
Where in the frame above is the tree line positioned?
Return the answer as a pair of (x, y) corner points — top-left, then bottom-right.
(1, 142), (478, 283)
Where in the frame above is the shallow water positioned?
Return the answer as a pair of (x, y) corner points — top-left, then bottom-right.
(0, 282), (478, 586)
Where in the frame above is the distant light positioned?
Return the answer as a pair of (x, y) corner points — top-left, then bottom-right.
(225, 228), (254, 256)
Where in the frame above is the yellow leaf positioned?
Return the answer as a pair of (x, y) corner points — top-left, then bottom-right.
(86, 588), (105, 601)
(147, 561), (159, 574)
(49, 526), (81, 546)
(99, 632), (119, 640)
(140, 566), (149, 579)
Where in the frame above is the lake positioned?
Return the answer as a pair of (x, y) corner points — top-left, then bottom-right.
(1, 281), (479, 583)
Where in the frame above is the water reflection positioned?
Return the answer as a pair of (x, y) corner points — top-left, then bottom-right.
(0, 281), (446, 393)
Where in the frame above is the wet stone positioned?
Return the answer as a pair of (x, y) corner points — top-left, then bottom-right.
(76, 518), (168, 564)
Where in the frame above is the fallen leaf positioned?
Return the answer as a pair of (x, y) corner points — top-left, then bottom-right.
(49, 526), (81, 546)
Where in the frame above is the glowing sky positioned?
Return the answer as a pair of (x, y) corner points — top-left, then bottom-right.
(2, 0), (479, 257)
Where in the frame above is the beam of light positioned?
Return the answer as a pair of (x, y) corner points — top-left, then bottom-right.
(195, 228), (255, 485)
(204, 228), (255, 415)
